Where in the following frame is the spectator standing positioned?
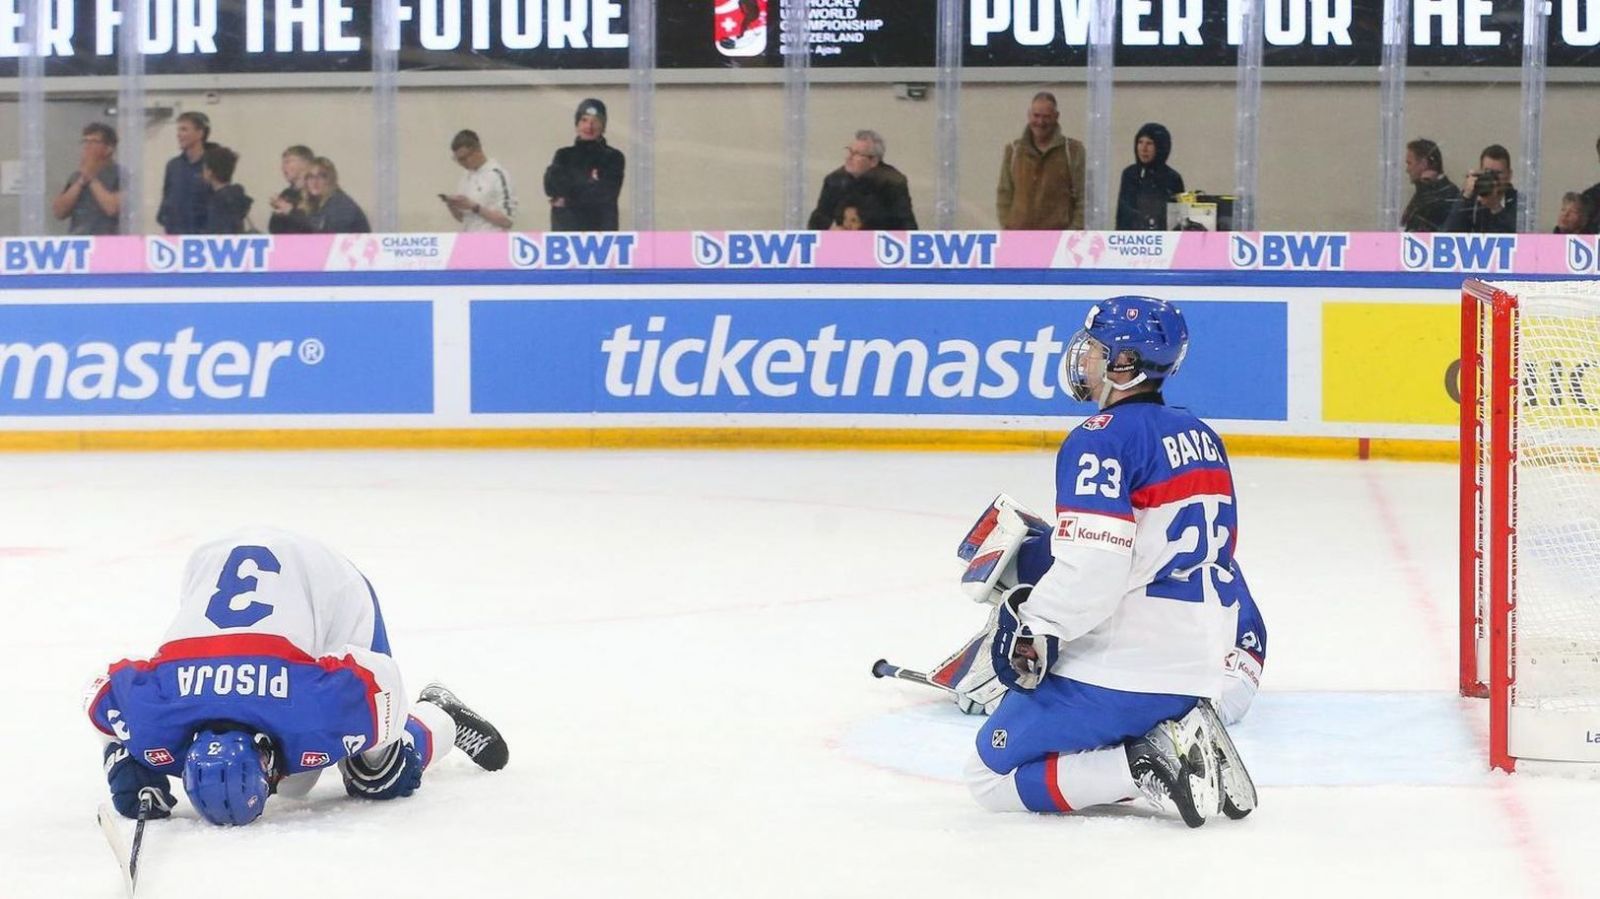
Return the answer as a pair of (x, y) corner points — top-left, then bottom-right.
(1553, 192), (1592, 234)
(544, 99), (625, 231)
(997, 92), (1085, 230)
(52, 122), (123, 235)
(157, 111), (215, 234)
(1115, 123), (1184, 231)
(1443, 144), (1519, 233)
(1580, 136), (1600, 234)
(268, 145), (315, 234)
(1400, 138), (1460, 232)
(274, 158), (370, 234)
(200, 146), (253, 235)
(805, 129), (918, 231)
(443, 130), (516, 232)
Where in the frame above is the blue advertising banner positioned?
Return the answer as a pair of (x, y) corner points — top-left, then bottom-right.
(0, 302), (432, 416)
(470, 298), (1287, 421)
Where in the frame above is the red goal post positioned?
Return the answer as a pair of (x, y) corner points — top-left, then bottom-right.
(1459, 278), (1600, 773)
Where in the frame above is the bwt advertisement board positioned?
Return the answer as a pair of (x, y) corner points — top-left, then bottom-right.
(469, 297), (1288, 420)
(0, 301), (432, 415)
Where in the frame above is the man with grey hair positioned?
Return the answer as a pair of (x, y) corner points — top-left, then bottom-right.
(806, 128), (918, 230)
(998, 91), (1086, 230)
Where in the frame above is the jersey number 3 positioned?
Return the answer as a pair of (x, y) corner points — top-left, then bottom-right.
(205, 545), (282, 628)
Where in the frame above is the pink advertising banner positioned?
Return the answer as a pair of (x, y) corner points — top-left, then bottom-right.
(2, 231), (1596, 277)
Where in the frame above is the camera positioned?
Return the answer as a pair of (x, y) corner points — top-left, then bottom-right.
(1473, 169), (1501, 197)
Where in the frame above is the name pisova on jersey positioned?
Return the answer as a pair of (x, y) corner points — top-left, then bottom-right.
(0, 327), (295, 402)
(176, 663), (290, 699)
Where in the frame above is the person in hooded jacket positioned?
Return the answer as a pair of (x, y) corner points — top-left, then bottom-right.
(1115, 124), (1185, 231)
(544, 98), (626, 231)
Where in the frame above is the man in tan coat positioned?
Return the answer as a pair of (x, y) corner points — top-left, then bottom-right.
(997, 92), (1086, 230)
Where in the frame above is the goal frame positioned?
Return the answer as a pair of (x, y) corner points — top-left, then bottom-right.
(1459, 278), (1514, 771)
(1459, 278), (1600, 774)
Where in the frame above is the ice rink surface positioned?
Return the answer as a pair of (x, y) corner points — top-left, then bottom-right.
(4, 448), (1597, 899)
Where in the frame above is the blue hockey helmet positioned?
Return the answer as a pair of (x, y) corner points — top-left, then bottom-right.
(183, 728), (275, 826)
(1065, 295), (1189, 403)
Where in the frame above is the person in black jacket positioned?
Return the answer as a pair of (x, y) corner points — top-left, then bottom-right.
(157, 111), (215, 234)
(274, 157), (370, 234)
(544, 98), (625, 231)
(806, 130), (917, 231)
(1115, 123), (1184, 231)
(1400, 138), (1460, 232)
(199, 145), (253, 234)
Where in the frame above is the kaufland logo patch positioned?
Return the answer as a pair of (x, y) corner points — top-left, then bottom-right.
(144, 748), (175, 766)
(1055, 514), (1137, 553)
(300, 751), (331, 768)
(1083, 413), (1114, 430)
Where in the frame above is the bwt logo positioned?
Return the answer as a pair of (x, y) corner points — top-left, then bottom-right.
(1229, 233), (1348, 270)
(1401, 234), (1516, 272)
(2, 238), (92, 273)
(693, 231), (818, 268)
(147, 236), (272, 273)
(510, 232), (637, 269)
(876, 232), (999, 267)
(1566, 236), (1599, 273)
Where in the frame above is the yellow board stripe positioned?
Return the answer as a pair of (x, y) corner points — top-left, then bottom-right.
(0, 428), (1459, 461)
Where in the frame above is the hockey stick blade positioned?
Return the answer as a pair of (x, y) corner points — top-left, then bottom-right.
(869, 659), (953, 693)
(96, 802), (138, 898)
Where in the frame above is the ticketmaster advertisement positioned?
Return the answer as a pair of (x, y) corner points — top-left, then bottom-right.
(468, 297), (1288, 420)
(0, 301), (432, 415)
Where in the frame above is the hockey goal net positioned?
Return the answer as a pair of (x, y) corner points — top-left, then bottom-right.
(1460, 278), (1600, 771)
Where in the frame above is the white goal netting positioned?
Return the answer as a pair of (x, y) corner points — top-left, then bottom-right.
(1484, 280), (1600, 720)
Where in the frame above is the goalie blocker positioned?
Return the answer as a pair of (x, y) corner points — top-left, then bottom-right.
(939, 494), (1267, 724)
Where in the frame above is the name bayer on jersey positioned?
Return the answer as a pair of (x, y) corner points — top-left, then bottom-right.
(175, 662), (290, 700)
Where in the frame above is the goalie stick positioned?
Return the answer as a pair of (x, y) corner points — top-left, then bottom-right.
(97, 792), (152, 897)
(870, 658), (954, 693)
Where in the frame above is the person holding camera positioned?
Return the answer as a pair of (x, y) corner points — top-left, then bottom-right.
(1442, 144), (1519, 233)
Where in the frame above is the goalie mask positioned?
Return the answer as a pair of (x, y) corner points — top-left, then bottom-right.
(183, 728), (277, 826)
(1065, 295), (1189, 405)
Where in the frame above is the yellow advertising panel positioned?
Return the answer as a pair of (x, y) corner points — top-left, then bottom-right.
(1323, 303), (1459, 425)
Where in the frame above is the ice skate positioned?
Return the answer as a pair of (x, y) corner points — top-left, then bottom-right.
(418, 683), (509, 772)
(1125, 708), (1219, 828)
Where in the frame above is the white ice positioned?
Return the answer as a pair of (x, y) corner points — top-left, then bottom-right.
(2, 449), (1596, 898)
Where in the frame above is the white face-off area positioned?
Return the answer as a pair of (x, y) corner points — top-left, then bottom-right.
(4, 449), (1596, 897)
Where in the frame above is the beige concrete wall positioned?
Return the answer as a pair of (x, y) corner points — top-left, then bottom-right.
(128, 79), (1599, 235)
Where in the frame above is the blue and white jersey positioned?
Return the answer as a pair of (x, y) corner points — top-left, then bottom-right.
(84, 528), (408, 777)
(1026, 393), (1244, 698)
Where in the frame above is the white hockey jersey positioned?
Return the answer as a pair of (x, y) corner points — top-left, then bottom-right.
(1025, 395), (1243, 699)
